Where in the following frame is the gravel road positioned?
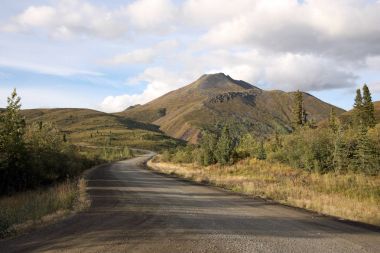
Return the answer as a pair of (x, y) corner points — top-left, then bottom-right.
(1, 151), (379, 253)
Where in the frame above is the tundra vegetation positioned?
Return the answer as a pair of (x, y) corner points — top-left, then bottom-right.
(0, 89), (133, 237)
(154, 85), (380, 225)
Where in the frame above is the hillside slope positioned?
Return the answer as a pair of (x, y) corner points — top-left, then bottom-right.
(22, 108), (181, 150)
(120, 73), (345, 142)
(337, 101), (380, 125)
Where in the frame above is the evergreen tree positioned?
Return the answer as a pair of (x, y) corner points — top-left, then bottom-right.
(356, 124), (376, 174)
(214, 125), (236, 165)
(362, 84), (376, 128)
(302, 106), (308, 125)
(292, 90), (305, 129)
(353, 88), (363, 126)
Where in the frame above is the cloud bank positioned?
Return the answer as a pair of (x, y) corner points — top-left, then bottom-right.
(1, 0), (380, 112)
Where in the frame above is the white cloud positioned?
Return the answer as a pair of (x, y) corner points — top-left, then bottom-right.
(126, 0), (177, 32)
(0, 59), (102, 77)
(265, 53), (357, 91)
(199, 0), (380, 59)
(104, 39), (178, 65)
(369, 83), (380, 93)
(100, 67), (192, 112)
(182, 0), (252, 27)
(2, 0), (129, 39)
(1, 0), (380, 111)
(105, 48), (155, 65)
(366, 56), (380, 70)
(17, 6), (56, 27)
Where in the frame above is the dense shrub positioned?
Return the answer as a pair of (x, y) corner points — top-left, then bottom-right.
(0, 90), (97, 195)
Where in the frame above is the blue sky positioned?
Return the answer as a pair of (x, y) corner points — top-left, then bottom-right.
(0, 0), (379, 112)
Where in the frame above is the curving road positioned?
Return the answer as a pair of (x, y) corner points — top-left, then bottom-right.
(0, 152), (379, 253)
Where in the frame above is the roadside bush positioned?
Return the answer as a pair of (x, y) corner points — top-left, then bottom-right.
(0, 90), (97, 195)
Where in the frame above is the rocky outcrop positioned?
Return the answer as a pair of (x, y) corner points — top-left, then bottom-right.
(206, 91), (256, 105)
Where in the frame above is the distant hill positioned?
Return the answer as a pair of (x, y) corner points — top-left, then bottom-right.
(120, 73), (345, 142)
(21, 108), (181, 150)
(338, 101), (380, 125)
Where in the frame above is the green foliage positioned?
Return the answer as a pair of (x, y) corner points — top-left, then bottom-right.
(214, 125), (237, 165)
(163, 86), (379, 175)
(329, 108), (338, 133)
(0, 90), (97, 195)
(171, 146), (193, 163)
(353, 85), (376, 128)
(257, 141), (266, 160)
(333, 127), (346, 172)
(99, 146), (134, 161)
(236, 133), (257, 158)
(0, 89), (27, 193)
(362, 84), (376, 128)
(353, 88), (363, 126)
(199, 130), (217, 166)
(291, 90), (307, 129)
(355, 125), (377, 174)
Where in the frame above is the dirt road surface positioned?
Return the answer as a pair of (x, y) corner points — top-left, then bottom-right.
(1, 151), (379, 252)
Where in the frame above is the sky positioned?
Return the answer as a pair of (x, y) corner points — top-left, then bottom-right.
(0, 0), (379, 112)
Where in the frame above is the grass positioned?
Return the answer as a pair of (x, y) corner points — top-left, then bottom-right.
(149, 157), (380, 226)
(0, 178), (88, 238)
(21, 108), (183, 152)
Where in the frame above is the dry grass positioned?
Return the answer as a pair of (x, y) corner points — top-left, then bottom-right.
(148, 158), (380, 226)
(0, 178), (89, 238)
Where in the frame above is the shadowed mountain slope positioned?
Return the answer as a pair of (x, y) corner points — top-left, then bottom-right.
(120, 73), (345, 142)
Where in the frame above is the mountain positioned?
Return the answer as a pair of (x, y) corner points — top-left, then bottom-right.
(120, 73), (345, 142)
(21, 108), (181, 150)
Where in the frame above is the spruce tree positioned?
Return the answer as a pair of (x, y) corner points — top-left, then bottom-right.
(362, 84), (376, 128)
(356, 124), (376, 174)
(292, 90), (306, 129)
(353, 88), (363, 126)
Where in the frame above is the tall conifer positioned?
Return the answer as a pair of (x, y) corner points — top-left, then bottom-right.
(353, 88), (363, 126)
(362, 84), (375, 128)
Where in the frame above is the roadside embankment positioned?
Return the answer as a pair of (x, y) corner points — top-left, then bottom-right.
(0, 177), (89, 238)
(148, 157), (380, 226)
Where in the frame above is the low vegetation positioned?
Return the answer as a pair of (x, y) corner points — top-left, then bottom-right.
(165, 85), (379, 175)
(0, 90), (129, 238)
(0, 90), (98, 194)
(0, 178), (88, 238)
(149, 158), (380, 226)
(22, 108), (182, 152)
(156, 84), (380, 225)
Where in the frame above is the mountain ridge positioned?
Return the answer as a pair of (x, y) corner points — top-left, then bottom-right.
(120, 73), (346, 142)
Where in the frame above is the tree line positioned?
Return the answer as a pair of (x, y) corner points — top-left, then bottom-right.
(0, 90), (96, 195)
(163, 85), (379, 175)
